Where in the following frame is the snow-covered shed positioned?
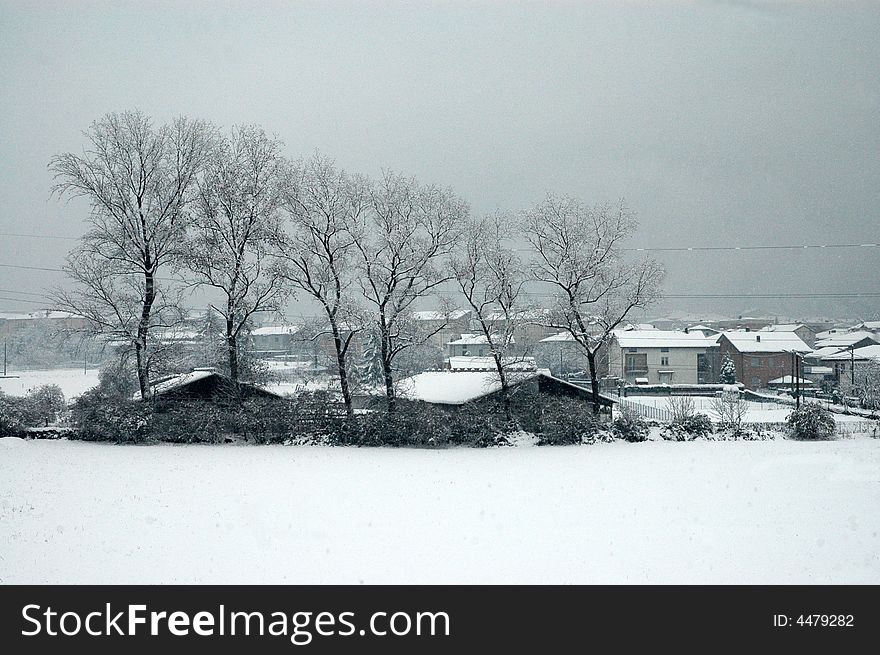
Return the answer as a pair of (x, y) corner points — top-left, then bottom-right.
(144, 368), (284, 403)
(393, 369), (615, 409)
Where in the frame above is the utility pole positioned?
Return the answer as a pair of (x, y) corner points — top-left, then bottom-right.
(795, 354), (801, 409)
(850, 345), (855, 386)
(3, 339), (6, 376)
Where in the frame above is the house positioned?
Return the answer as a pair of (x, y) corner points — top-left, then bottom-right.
(0, 310), (91, 337)
(607, 329), (720, 385)
(482, 308), (558, 349)
(813, 331), (880, 352)
(850, 321), (880, 336)
(447, 333), (512, 358)
(820, 344), (880, 386)
(412, 309), (472, 351)
(717, 331), (812, 390)
(144, 368), (284, 402)
(536, 331), (595, 377)
(759, 323), (817, 348)
(251, 324), (304, 356)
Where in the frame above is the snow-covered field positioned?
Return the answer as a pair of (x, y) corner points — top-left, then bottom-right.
(2, 437), (879, 584)
(0, 368), (100, 400)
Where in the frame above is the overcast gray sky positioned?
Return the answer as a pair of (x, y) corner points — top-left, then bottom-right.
(1, 0), (878, 321)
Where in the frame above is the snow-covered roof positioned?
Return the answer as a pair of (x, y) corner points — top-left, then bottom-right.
(448, 356), (537, 371)
(769, 376), (814, 385)
(412, 309), (469, 321)
(810, 346), (847, 359)
(147, 369), (217, 397)
(822, 344), (880, 363)
(759, 324), (807, 332)
(612, 329), (718, 349)
(396, 370), (539, 404)
(484, 308), (551, 322)
(815, 328), (846, 340)
(721, 331), (811, 353)
(852, 321), (880, 331)
(805, 366), (833, 374)
(1, 310), (81, 321)
(814, 331), (879, 348)
(540, 331), (577, 343)
(447, 333), (513, 346)
(251, 324), (302, 336)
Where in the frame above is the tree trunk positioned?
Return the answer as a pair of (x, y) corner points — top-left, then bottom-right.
(587, 349), (601, 416)
(136, 269), (156, 400)
(494, 353), (513, 423)
(330, 319), (354, 418)
(227, 318), (239, 382)
(379, 312), (396, 413)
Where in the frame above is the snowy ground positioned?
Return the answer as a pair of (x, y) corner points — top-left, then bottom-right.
(2, 437), (879, 584)
(0, 367), (100, 400)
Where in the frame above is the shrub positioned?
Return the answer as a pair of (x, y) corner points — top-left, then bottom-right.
(69, 388), (152, 443)
(662, 412), (713, 441)
(532, 396), (602, 445)
(23, 384), (66, 427)
(0, 390), (26, 436)
(786, 403), (836, 440)
(611, 406), (649, 442)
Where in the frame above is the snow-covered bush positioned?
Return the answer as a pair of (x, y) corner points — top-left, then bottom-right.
(22, 384), (66, 427)
(70, 389), (152, 443)
(532, 396), (602, 445)
(611, 406), (649, 442)
(662, 413), (713, 441)
(0, 390), (26, 436)
(786, 403), (836, 441)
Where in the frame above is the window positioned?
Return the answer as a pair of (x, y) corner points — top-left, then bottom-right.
(767, 357), (774, 367)
(628, 348), (637, 353)
(661, 357), (669, 366)
(751, 357), (761, 367)
(660, 347), (669, 353)
(624, 353), (648, 373)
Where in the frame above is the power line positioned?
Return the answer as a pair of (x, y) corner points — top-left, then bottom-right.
(0, 296), (51, 305)
(0, 262), (65, 272)
(2, 230), (879, 252)
(0, 288), (48, 298)
(0, 232), (79, 241)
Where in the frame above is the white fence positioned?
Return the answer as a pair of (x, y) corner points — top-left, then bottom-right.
(617, 398), (673, 422)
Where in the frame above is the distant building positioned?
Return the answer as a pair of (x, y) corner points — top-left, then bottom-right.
(607, 329), (720, 385)
(251, 324), (304, 356)
(813, 331), (879, 352)
(447, 333), (512, 358)
(759, 323), (817, 348)
(0, 310), (90, 337)
(820, 344), (880, 385)
(412, 310), (472, 351)
(717, 331), (812, 390)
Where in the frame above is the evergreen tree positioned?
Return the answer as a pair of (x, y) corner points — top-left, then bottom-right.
(355, 330), (385, 388)
(720, 354), (737, 384)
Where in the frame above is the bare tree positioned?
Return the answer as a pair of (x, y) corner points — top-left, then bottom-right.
(278, 153), (368, 416)
(452, 213), (527, 421)
(524, 194), (664, 414)
(50, 110), (213, 398)
(183, 125), (290, 384)
(710, 391), (749, 435)
(353, 172), (467, 411)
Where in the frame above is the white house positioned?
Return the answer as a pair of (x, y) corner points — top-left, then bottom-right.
(607, 329), (720, 385)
